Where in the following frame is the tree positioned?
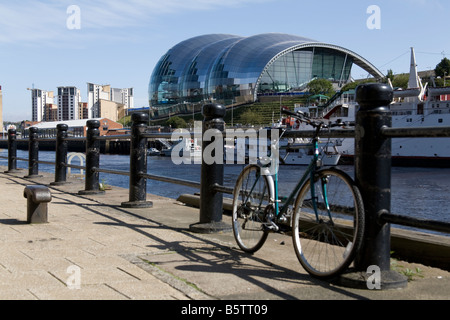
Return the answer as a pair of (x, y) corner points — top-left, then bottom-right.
(307, 79), (334, 96)
(166, 116), (187, 129)
(435, 57), (450, 78)
(392, 73), (409, 89)
(239, 110), (263, 126)
(386, 69), (395, 82)
(341, 81), (360, 92)
(118, 115), (132, 127)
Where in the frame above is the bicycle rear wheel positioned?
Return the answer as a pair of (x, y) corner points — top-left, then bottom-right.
(232, 165), (270, 253)
(292, 168), (364, 279)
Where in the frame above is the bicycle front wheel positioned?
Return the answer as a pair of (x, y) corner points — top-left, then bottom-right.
(292, 168), (364, 279)
(232, 165), (271, 253)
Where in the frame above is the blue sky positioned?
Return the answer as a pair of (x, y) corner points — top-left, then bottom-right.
(0, 0), (449, 122)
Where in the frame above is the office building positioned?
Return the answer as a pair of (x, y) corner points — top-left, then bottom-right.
(29, 88), (54, 122)
(44, 103), (58, 122)
(88, 83), (133, 120)
(79, 102), (88, 120)
(111, 87), (134, 110)
(87, 83), (110, 119)
(57, 86), (81, 121)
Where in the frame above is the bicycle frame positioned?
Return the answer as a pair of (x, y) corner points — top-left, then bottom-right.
(274, 133), (319, 220)
(273, 125), (334, 224)
(239, 125), (334, 225)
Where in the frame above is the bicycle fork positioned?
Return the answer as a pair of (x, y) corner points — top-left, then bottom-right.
(310, 138), (334, 226)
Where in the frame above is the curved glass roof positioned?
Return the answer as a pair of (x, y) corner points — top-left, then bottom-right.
(149, 33), (383, 118)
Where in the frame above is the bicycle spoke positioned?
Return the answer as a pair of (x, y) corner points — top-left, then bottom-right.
(232, 165), (270, 253)
(292, 169), (364, 278)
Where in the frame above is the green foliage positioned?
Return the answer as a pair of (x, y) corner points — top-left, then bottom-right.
(166, 116), (187, 129)
(435, 57), (450, 78)
(239, 110), (264, 125)
(386, 69), (395, 82)
(392, 73), (409, 89)
(307, 79), (335, 96)
(390, 252), (424, 281)
(118, 115), (132, 127)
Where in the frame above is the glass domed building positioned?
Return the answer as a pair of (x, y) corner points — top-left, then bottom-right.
(149, 33), (383, 119)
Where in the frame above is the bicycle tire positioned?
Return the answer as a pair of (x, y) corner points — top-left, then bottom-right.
(232, 165), (270, 253)
(292, 168), (365, 279)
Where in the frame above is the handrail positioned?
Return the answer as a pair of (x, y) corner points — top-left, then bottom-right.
(381, 126), (450, 138)
(1, 101), (450, 237)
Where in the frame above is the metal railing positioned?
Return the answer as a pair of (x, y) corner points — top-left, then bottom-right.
(2, 96), (450, 234)
(1, 84), (450, 286)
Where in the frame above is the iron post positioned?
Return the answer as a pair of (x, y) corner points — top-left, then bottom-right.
(121, 113), (153, 208)
(25, 127), (42, 178)
(51, 124), (70, 186)
(190, 104), (231, 233)
(339, 83), (408, 289)
(5, 129), (19, 173)
(79, 120), (104, 195)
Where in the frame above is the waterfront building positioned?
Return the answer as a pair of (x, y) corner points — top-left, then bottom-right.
(149, 33), (384, 119)
(57, 86), (81, 121)
(26, 118), (123, 138)
(87, 83), (110, 119)
(43, 103), (58, 122)
(111, 87), (134, 110)
(29, 88), (54, 122)
(88, 83), (134, 119)
(98, 99), (126, 122)
(78, 102), (89, 120)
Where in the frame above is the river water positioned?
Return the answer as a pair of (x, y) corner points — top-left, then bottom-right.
(1, 149), (449, 227)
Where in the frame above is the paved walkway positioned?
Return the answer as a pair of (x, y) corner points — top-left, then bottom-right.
(0, 168), (449, 300)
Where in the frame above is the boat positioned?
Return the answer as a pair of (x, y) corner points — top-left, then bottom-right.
(296, 47), (450, 167)
(147, 147), (161, 156)
(162, 138), (202, 162)
(280, 138), (341, 166)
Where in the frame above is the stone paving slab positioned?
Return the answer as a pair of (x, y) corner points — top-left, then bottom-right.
(0, 169), (449, 301)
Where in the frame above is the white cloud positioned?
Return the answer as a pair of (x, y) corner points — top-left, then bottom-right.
(0, 0), (268, 44)
(0, 2), (64, 44)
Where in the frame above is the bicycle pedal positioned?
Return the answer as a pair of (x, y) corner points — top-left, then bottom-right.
(263, 223), (279, 232)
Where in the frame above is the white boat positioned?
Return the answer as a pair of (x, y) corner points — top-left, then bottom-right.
(163, 138), (202, 162)
(147, 147), (161, 156)
(280, 139), (341, 166)
(298, 47), (450, 167)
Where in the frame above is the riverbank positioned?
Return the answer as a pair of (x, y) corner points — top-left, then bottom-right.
(0, 168), (449, 300)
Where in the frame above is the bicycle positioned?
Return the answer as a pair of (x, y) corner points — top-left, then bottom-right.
(231, 109), (365, 279)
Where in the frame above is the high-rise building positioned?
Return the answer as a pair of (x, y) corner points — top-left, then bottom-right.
(78, 102), (88, 120)
(30, 88), (54, 122)
(111, 87), (134, 110)
(44, 103), (58, 122)
(57, 86), (81, 121)
(87, 83), (110, 119)
(88, 83), (133, 119)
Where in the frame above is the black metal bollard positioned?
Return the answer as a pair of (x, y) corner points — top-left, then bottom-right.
(339, 83), (407, 290)
(25, 127), (42, 178)
(121, 113), (152, 208)
(50, 124), (70, 186)
(190, 104), (231, 233)
(5, 129), (20, 173)
(79, 120), (104, 195)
